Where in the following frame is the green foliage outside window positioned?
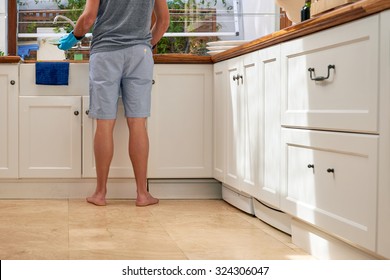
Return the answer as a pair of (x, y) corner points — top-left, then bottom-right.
(157, 0), (232, 55)
(18, 0), (231, 55)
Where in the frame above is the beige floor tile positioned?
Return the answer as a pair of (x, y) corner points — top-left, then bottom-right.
(0, 200), (69, 259)
(0, 199), (314, 260)
(163, 227), (313, 260)
(69, 248), (188, 260)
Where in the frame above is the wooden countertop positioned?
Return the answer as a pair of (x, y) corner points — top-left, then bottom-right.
(0, 56), (21, 63)
(19, 54), (213, 64)
(153, 54), (212, 64)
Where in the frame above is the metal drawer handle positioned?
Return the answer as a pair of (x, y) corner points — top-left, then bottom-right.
(308, 65), (335, 81)
(307, 164), (314, 169)
(327, 168), (335, 173)
(239, 74), (243, 84)
(232, 74), (243, 85)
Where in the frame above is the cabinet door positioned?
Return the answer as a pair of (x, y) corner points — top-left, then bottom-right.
(0, 65), (18, 178)
(224, 53), (261, 196)
(281, 128), (378, 251)
(82, 97), (134, 178)
(378, 9), (390, 259)
(241, 52), (261, 196)
(225, 58), (241, 188)
(256, 45), (281, 207)
(213, 61), (227, 182)
(19, 96), (81, 178)
(148, 65), (213, 178)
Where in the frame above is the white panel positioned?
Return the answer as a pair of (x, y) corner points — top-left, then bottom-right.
(148, 65), (213, 178)
(377, 9), (390, 259)
(213, 62), (227, 182)
(0, 15), (6, 54)
(241, 52), (261, 195)
(281, 15), (379, 133)
(0, 65), (18, 178)
(0, 1), (5, 13)
(225, 58), (241, 187)
(19, 96), (81, 178)
(257, 45), (281, 207)
(281, 128), (378, 250)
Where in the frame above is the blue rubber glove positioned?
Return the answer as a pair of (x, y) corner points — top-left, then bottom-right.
(58, 31), (80, 51)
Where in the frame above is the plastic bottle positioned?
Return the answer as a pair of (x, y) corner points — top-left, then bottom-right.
(301, 0), (311, 22)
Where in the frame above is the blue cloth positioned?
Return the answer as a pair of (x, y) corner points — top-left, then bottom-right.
(18, 44), (39, 59)
(35, 62), (70, 86)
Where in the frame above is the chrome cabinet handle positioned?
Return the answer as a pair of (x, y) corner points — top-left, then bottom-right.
(238, 74), (243, 84)
(308, 65), (335, 81)
(232, 74), (243, 85)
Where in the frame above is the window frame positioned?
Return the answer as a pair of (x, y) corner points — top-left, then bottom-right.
(7, 1), (290, 57)
(8, 0), (17, 55)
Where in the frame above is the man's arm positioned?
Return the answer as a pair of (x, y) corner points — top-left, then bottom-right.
(73, 0), (100, 38)
(151, 0), (170, 47)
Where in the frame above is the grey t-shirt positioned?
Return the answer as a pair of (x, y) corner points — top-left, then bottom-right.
(90, 0), (155, 54)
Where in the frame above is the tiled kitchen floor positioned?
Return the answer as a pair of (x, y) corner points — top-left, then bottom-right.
(0, 199), (315, 260)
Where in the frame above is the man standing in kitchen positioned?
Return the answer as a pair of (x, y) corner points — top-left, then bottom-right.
(58, 0), (170, 206)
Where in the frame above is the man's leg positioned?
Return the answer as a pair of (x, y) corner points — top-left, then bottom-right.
(87, 119), (116, 206)
(127, 117), (158, 206)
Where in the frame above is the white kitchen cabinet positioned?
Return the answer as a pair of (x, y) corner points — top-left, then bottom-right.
(215, 48), (283, 210)
(279, 13), (383, 256)
(255, 45), (281, 207)
(82, 96), (134, 178)
(281, 15), (379, 134)
(213, 61), (227, 182)
(224, 52), (261, 196)
(377, 9), (390, 259)
(281, 128), (378, 251)
(147, 64), (213, 178)
(0, 64), (18, 178)
(19, 96), (82, 178)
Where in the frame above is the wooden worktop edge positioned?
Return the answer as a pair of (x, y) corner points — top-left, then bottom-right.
(153, 54), (213, 64)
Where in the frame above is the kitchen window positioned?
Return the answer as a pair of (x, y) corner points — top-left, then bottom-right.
(8, 0), (282, 58)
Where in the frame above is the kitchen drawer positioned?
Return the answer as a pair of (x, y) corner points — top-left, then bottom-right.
(281, 128), (378, 251)
(281, 15), (379, 133)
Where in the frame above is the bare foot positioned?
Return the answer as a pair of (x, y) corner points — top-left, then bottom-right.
(136, 193), (159, 207)
(86, 196), (106, 206)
